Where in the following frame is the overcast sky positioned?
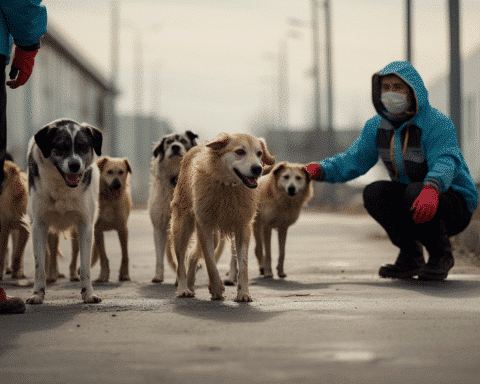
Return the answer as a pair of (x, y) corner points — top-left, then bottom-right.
(43, 0), (480, 140)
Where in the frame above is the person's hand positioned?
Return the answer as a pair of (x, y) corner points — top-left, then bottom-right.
(411, 185), (440, 224)
(7, 46), (38, 89)
(303, 162), (324, 181)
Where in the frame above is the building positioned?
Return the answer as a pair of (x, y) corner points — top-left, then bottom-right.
(5, 22), (117, 169)
(428, 48), (480, 183)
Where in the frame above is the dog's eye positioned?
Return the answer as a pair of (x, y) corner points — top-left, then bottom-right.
(284, 175), (290, 180)
(296, 176), (302, 181)
(235, 149), (246, 156)
(107, 170), (114, 175)
(180, 139), (187, 145)
(118, 170), (124, 175)
(257, 151), (263, 158)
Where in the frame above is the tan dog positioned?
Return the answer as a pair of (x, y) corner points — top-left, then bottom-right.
(247, 161), (313, 279)
(84, 156), (133, 282)
(0, 160), (29, 281)
(148, 131), (198, 283)
(170, 132), (275, 302)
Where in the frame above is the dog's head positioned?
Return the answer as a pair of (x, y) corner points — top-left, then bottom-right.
(206, 133), (275, 189)
(34, 119), (103, 188)
(272, 161), (311, 197)
(97, 156), (132, 197)
(152, 131), (198, 162)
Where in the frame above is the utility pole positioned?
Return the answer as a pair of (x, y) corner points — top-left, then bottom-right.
(110, 0), (120, 156)
(406, 0), (413, 63)
(449, 0), (461, 148)
(311, 0), (321, 133)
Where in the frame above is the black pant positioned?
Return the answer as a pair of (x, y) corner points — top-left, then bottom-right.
(0, 55), (6, 182)
(363, 181), (472, 258)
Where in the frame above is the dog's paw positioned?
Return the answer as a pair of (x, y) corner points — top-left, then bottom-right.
(263, 272), (274, 279)
(95, 276), (109, 283)
(70, 275), (80, 282)
(119, 275), (131, 282)
(176, 288), (195, 298)
(277, 271), (287, 278)
(223, 278), (236, 286)
(46, 276), (57, 284)
(210, 292), (225, 301)
(26, 295), (44, 305)
(11, 271), (26, 279)
(235, 292), (253, 303)
(83, 294), (102, 304)
(152, 276), (164, 283)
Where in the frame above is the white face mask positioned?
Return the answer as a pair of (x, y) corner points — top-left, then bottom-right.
(381, 91), (409, 114)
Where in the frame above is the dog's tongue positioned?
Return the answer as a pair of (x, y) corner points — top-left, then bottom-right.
(66, 173), (81, 185)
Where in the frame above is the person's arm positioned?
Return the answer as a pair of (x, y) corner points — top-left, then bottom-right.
(306, 117), (380, 183)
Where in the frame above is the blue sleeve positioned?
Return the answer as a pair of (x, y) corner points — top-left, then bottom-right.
(0, 0), (47, 47)
(423, 112), (462, 193)
(320, 117), (380, 183)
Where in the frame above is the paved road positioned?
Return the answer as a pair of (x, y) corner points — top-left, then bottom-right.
(1, 210), (480, 384)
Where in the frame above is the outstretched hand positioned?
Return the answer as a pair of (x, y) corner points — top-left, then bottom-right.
(7, 46), (38, 89)
(303, 162), (323, 181)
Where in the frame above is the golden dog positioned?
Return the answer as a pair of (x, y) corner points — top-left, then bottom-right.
(170, 132), (275, 302)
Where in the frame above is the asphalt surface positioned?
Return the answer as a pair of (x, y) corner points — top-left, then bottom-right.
(1, 210), (480, 384)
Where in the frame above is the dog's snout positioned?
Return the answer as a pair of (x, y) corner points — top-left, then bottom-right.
(287, 186), (296, 196)
(251, 165), (262, 178)
(171, 145), (181, 154)
(68, 160), (81, 173)
(111, 179), (121, 190)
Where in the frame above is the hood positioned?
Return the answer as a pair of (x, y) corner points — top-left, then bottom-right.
(372, 61), (429, 123)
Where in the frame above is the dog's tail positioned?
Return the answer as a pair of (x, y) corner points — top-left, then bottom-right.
(91, 244), (100, 267)
(165, 234), (178, 272)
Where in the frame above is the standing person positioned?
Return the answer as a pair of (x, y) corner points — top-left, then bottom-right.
(0, 0), (47, 314)
(305, 61), (478, 281)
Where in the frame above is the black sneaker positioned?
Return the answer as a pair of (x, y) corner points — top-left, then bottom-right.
(379, 244), (425, 279)
(417, 254), (454, 281)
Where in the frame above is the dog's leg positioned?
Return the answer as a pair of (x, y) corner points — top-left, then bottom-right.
(152, 226), (167, 283)
(196, 223), (224, 300)
(173, 215), (195, 298)
(186, 240), (200, 293)
(77, 221), (101, 304)
(70, 229), (80, 281)
(46, 232), (60, 283)
(234, 227), (252, 302)
(253, 220), (264, 275)
(117, 226), (130, 281)
(277, 226), (288, 278)
(26, 222), (49, 304)
(10, 225), (29, 279)
(262, 225), (274, 278)
(0, 228), (9, 281)
(224, 238), (238, 286)
(94, 230), (109, 282)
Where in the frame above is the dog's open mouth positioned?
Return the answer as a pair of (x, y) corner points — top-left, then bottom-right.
(64, 172), (83, 187)
(234, 168), (258, 189)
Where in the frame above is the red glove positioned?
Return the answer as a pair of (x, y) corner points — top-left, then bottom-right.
(411, 185), (440, 224)
(7, 46), (38, 89)
(304, 162), (322, 180)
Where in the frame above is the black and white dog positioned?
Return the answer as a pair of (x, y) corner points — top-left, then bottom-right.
(26, 118), (103, 305)
(147, 131), (198, 283)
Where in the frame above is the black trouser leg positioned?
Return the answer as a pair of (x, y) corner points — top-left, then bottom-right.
(0, 55), (6, 191)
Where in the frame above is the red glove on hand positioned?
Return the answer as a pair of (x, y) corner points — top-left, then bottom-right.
(7, 46), (38, 89)
(304, 162), (322, 180)
(411, 185), (440, 224)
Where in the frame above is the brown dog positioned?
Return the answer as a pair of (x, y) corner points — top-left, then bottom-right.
(170, 132), (275, 302)
(0, 160), (29, 281)
(87, 156), (133, 282)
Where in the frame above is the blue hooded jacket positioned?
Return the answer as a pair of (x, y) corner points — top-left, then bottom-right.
(0, 0), (47, 64)
(319, 61), (478, 213)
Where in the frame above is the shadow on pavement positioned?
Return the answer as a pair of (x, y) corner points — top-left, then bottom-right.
(250, 276), (329, 291)
(351, 278), (480, 299)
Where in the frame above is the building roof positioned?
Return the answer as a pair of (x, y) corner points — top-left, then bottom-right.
(42, 22), (119, 95)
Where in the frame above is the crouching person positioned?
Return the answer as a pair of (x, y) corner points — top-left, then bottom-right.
(304, 61), (478, 281)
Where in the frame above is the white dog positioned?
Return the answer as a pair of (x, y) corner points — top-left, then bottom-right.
(26, 118), (103, 305)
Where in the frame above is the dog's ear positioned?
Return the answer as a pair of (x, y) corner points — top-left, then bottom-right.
(301, 164), (312, 184)
(97, 156), (108, 172)
(259, 138), (275, 166)
(186, 130), (199, 147)
(82, 123), (103, 156)
(153, 138), (166, 160)
(124, 158), (132, 173)
(35, 125), (58, 158)
(206, 133), (230, 151)
(272, 161), (286, 178)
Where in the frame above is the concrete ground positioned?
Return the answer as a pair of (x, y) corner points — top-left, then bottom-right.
(1, 210), (480, 384)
